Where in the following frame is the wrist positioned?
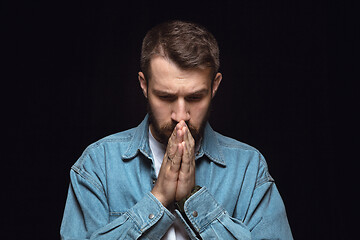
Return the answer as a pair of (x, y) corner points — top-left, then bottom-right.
(151, 190), (171, 208)
(175, 185), (202, 213)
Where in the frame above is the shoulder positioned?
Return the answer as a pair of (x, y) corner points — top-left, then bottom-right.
(90, 127), (137, 149)
(214, 131), (261, 154)
(73, 127), (137, 169)
(213, 131), (274, 185)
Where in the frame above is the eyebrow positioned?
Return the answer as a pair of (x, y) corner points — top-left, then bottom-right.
(152, 89), (209, 96)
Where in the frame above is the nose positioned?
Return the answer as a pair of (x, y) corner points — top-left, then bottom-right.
(171, 98), (190, 123)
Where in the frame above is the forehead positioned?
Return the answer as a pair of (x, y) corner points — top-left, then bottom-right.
(148, 56), (212, 91)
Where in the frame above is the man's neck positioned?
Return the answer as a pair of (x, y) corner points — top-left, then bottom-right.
(149, 126), (166, 149)
(149, 123), (163, 144)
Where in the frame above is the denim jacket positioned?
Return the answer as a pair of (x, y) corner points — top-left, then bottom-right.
(60, 115), (293, 239)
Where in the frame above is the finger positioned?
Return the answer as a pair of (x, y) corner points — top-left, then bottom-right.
(176, 121), (184, 130)
(176, 128), (183, 144)
(183, 126), (195, 159)
(185, 125), (195, 147)
(165, 122), (185, 165)
(169, 142), (183, 172)
(179, 141), (192, 173)
(168, 127), (177, 147)
(158, 129), (177, 174)
(166, 126), (181, 157)
(181, 143), (196, 176)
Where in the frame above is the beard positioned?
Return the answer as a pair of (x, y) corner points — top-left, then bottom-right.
(147, 103), (211, 145)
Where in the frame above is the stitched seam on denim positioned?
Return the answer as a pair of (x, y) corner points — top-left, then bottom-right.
(162, 206), (176, 221)
(77, 136), (132, 162)
(149, 194), (176, 224)
(204, 131), (226, 165)
(127, 193), (166, 232)
(249, 217), (263, 232)
(123, 215), (136, 238)
(121, 212), (143, 237)
(215, 134), (261, 153)
(260, 156), (274, 182)
(126, 210), (142, 231)
(210, 222), (221, 239)
(124, 138), (135, 157)
(185, 188), (224, 232)
(142, 210), (175, 240)
(125, 127), (143, 157)
(139, 149), (152, 160)
(217, 214), (241, 239)
(149, 191), (176, 220)
(110, 211), (126, 215)
(175, 210), (198, 239)
(199, 209), (224, 233)
(147, 192), (164, 209)
(255, 156), (274, 188)
(203, 149), (225, 166)
(216, 137), (225, 162)
(90, 147), (107, 183)
(219, 142), (257, 150)
(87, 136), (133, 150)
(215, 134), (253, 147)
(221, 145), (261, 157)
(75, 135), (132, 167)
(256, 177), (267, 187)
(139, 209), (163, 232)
(71, 166), (105, 194)
(185, 189), (206, 231)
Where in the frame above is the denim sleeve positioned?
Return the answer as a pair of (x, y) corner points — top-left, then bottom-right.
(178, 184), (292, 240)
(60, 168), (175, 239)
(177, 151), (293, 240)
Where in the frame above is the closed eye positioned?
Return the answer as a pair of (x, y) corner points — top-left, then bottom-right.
(185, 95), (204, 102)
(152, 89), (208, 102)
(158, 94), (176, 101)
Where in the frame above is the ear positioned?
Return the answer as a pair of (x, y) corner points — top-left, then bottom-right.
(138, 72), (148, 98)
(211, 73), (222, 98)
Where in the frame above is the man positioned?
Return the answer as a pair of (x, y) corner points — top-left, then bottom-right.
(60, 20), (293, 239)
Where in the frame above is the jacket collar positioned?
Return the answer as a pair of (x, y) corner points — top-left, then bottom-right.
(197, 122), (226, 166)
(122, 115), (226, 167)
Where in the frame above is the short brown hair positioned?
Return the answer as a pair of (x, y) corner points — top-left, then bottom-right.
(140, 20), (220, 80)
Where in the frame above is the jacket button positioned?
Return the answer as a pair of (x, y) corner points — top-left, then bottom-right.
(152, 179), (156, 184)
(192, 211), (198, 217)
(149, 214), (155, 219)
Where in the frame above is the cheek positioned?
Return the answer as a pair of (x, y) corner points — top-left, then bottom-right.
(190, 100), (211, 124)
(149, 98), (171, 120)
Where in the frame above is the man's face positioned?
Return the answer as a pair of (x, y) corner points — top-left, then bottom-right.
(139, 56), (222, 145)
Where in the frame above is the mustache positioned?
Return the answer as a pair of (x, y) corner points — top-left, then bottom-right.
(147, 102), (205, 144)
(160, 121), (177, 133)
(161, 120), (199, 136)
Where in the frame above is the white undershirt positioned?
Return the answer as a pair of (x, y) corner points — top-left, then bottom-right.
(148, 128), (188, 240)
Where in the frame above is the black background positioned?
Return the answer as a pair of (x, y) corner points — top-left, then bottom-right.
(3, 0), (357, 239)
